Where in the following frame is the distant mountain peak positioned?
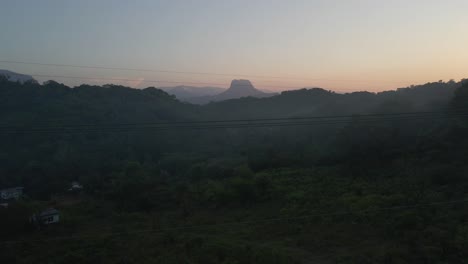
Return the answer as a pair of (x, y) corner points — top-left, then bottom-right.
(160, 79), (276, 104)
(218, 79), (265, 99)
(230, 79), (255, 89)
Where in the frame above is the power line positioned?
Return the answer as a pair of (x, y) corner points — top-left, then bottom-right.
(0, 60), (411, 84)
(0, 109), (464, 128)
(0, 112), (464, 135)
(0, 113), (468, 133)
(22, 74), (404, 91)
(2, 197), (467, 245)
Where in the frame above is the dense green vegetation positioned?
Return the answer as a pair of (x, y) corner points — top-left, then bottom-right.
(1, 77), (468, 263)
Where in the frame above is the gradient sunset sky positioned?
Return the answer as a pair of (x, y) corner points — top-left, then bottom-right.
(1, 0), (467, 92)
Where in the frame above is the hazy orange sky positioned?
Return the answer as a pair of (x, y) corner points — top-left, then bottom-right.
(1, 0), (468, 92)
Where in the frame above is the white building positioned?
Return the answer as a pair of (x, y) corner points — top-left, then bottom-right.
(0, 187), (23, 200)
(68, 181), (83, 192)
(38, 208), (60, 225)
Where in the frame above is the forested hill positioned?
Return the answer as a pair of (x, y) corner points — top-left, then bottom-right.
(0, 76), (464, 189)
(1, 76), (462, 124)
(0, 78), (199, 125)
(203, 81), (461, 119)
(2, 76), (468, 263)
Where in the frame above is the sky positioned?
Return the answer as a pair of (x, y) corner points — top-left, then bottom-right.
(1, 0), (468, 92)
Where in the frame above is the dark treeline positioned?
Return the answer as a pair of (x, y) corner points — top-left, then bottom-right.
(1, 76), (468, 263)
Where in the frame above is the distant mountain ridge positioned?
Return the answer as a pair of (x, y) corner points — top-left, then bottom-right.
(0, 70), (273, 104)
(187, 79), (276, 104)
(0, 70), (36, 84)
(0, 76), (462, 123)
(159, 86), (225, 101)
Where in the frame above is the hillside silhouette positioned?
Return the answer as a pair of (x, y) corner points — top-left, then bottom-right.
(2, 75), (468, 263)
(188, 79), (276, 104)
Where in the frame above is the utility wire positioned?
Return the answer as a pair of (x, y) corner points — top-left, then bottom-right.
(0, 109), (465, 129)
(0, 115), (464, 135)
(0, 115), (463, 134)
(0, 111), (465, 134)
(0, 60), (411, 84)
(12, 73), (409, 91)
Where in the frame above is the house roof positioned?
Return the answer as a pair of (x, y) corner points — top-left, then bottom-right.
(0, 187), (24, 201)
(0, 187), (24, 192)
(71, 182), (83, 188)
(39, 208), (59, 217)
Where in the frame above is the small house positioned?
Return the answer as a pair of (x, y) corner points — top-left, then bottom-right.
(0, 187), (23, 200)
(31, 208), (60, 226)
(68, 181), (83, 192)
(39, 208), (60, 224)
